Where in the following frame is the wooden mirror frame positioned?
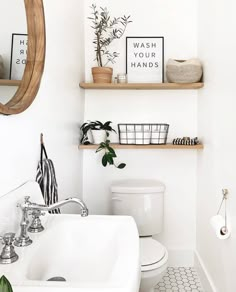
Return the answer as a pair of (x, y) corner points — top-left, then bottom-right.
(0, 0), (46, 115)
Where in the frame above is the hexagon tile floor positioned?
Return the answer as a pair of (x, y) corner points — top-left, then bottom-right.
(155, 267), (204, 292)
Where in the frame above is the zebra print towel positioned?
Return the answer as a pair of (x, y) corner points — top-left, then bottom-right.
(36, 141), (60, 214)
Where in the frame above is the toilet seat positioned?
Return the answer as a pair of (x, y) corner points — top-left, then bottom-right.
(140, 238), (168, 272)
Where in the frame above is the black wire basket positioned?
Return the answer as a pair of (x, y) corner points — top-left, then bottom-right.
(118, 123), (169, 145)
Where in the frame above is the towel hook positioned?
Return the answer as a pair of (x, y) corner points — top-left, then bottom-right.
(217, 189), (229, 235)
(40, 133), (44, 145)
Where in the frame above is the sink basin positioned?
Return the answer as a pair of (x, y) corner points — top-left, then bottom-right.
(0, 214), (140, 292)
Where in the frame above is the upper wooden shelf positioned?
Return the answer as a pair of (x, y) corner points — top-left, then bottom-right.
(79, 82), (204, 90)
(79, 143), (204, 150)
(0, 80), (21, 86)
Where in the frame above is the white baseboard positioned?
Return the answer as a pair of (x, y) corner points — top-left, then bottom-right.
(167, 249), (194, 267)
(194, 251), (217, 292)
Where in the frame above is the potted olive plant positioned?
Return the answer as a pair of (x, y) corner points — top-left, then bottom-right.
(80, 121), (126, 169)
(0, 276), (13, 292)
(88, 4), (132, 83)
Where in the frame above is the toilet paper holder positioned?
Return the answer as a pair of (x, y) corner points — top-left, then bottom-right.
(217, 189), (229, 235)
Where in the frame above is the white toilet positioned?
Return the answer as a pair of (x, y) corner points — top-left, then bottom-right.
(111, 180), (168, 292)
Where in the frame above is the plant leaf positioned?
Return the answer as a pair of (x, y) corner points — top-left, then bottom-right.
(102, 154), (108, 167)
(117, 163), (126, 169)
(0, 276), (13, 292)
(96, 147), (103, 153)
(106, 154), (114, 165)
(107, 146), (116, 156)
(96, 142), (106, 152)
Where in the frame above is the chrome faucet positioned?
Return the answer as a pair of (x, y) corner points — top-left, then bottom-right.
(29, 197), (89, 216)
(15, 196), (89, 247)
(15, 196), (33, 247)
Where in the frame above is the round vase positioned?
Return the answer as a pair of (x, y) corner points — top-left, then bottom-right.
(91, 130), (107, 144)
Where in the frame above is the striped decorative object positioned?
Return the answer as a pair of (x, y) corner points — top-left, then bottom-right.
(36, 134), (60, 214)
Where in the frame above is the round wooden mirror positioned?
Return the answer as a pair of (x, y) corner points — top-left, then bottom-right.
(0, 0), (45, 115)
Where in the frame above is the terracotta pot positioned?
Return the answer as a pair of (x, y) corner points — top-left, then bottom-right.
(92, 67), (113, 83)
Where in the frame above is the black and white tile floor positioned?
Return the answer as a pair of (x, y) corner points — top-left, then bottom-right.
(155, 267), (204, 292)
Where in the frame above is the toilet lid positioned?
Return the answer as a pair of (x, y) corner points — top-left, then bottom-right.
(140, 238), (166, 267)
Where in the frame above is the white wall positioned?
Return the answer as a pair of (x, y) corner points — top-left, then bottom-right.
(0, 0), (85, 214)
(197, 1), (236, 291)
(83, 0), (198, 259)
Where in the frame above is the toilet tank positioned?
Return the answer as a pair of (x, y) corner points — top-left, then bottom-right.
(111, 180), (165, 236)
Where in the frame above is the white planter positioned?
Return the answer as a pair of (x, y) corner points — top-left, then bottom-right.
(91, 130), (107, 144)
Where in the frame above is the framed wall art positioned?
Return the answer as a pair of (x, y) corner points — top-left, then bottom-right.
(126, 36), (164, 83)
(9, 33), (28, 80)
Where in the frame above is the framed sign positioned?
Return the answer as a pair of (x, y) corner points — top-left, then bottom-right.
(9, 33), (28, 80)
(126, 36), (164, 83)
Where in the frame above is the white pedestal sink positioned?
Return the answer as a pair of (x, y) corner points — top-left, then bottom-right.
(0, 182), (140, 292)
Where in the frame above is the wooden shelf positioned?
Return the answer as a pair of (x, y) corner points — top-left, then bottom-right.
(79, 82), (204, 90)
(0, 80), (21, 86)
(79, 143), (204, 150)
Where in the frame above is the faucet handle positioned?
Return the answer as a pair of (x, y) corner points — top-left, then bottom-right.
(0, 233), (16, 245)
(24, 196), (31, 203)
(0, 233), (19, 264)
(31, 209), (46, 217)
(28, 209), (45, 233)
(16, 196), (31, 208)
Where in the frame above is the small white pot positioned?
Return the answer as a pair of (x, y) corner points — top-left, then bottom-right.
(91, 130), (107, 144)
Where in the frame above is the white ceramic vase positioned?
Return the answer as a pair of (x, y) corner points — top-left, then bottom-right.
(91, 130), (107, 144)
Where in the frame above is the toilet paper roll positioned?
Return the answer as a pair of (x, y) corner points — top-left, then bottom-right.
(210, 215), (231, 240)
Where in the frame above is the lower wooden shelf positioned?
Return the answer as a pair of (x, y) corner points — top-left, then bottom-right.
(79, 143), (204, 150)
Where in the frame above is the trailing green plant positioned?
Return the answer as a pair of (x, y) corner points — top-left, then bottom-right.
(80, 120), (115, 144)
(0, 276), (13, 292)
(88, 4), (132, 67)
(80, 121), (126, 169)
(96, 140), (126, 169)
